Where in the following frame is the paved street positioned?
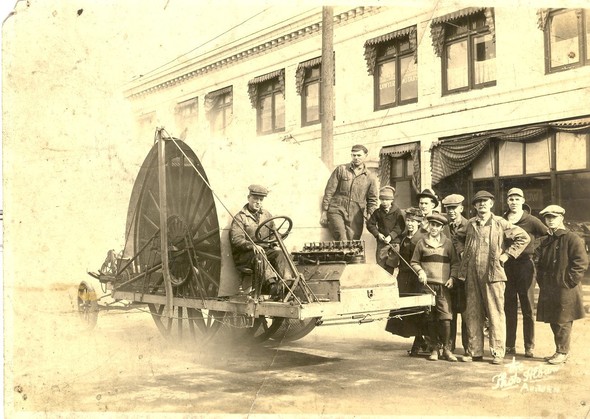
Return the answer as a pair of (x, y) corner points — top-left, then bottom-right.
(6, 284), (590, 417)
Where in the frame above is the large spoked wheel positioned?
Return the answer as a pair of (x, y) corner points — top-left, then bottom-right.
(77, 281), (99, 330)
(147, 304), (226, 343)
(122, 138), (223, 342)
(254, 216), (293, 244)
(270, 318), (319, 342)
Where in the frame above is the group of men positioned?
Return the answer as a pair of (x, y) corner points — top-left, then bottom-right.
(229, 143), (588, 365)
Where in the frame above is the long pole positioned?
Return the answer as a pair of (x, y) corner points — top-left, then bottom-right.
(321, 6), (334, 170)
(157, 129), (174, 319)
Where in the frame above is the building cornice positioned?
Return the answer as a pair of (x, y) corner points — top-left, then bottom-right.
(125, 6), (381, 99)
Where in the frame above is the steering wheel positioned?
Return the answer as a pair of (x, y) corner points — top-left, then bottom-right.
(255, 216), (293, 244)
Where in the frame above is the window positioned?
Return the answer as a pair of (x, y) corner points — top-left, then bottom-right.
(364, 26), (418, 110)
(302, 66), (320, 125)
(379, 142), (420, 209)
(175, 97), (198, 137)
(430, 8), (496, 95)
(543, 9), (590, 73)
(248, 70), (285, 135)
(205, 86), (232, 135)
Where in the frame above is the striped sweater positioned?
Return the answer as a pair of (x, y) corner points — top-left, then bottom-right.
(410, 235), (459, 284)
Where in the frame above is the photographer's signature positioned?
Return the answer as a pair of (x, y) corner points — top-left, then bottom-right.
(492, 358), (561, 393)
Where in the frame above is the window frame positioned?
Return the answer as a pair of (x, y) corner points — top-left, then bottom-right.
(256, 78), (285, 135)
(301, 65), (321, 127)
(209, 90), (233, 135)
(373, 37), (418, 110)
(441, 11), (496, 95)
(544, 8), (589, 73)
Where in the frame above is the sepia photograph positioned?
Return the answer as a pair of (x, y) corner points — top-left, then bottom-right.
(3, 0), (590, 417)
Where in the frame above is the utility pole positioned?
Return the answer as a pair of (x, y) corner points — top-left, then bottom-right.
(321, 6), (334, 170)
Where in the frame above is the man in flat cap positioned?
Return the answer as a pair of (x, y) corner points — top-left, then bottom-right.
(442, 193), (469, 355)
(502, 187), (547, 358)
(320, 144), (378, 240)
(458, 190), (530, 365)
(366, 185), (405, 272)
(536, 205), (588, 365)
(230, 184), (293, 296)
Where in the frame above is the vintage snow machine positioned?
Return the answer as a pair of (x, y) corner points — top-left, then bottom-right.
(78, 129), (434, 343)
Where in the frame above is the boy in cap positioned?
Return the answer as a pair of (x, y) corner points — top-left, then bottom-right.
(366, 186), (406, 273)
(536, 205), (588, 365)
(458, 191), (530, 365)
(442, 193), (469, 355)
(384, 207), (428, 355)
(502, 187), (547, 358)
(411, 213), (460, 361)
(230, 184), (294, 297)
(320, 144), (378, 240)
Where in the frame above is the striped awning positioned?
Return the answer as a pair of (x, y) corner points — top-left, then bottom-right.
(430, 8), (494, 57)
(431, 7), (486, 25)
(430, 116), (590, 185)
(363, 26), (417, 75)
(295, 56), (321, 95)
(248, 69), (284, 85)
(380, 142), (417, 156)
(379, 142), (421, 192)
(364, 26), (414, 47)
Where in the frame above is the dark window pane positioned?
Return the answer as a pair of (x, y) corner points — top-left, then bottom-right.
(391, 158), (404, 177)
(558, 172), (590, 221)
(550, 10), (580, 68)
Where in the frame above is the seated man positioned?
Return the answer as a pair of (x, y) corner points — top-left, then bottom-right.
(229, 184), (293, 296)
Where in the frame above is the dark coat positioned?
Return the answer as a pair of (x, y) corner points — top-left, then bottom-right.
(385, 231), (425, 338)
(366, 204), (406, 243)
(536, 229), (589, 324)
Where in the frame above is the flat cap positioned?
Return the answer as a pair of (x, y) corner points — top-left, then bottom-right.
(472, 190), (495, 203)
(351, 144), (368, 154)
(379, 186), (395, 200)
(416, 188), (439, 206)
(442, 194), (465, 207)
(507, 187), (524, 198)
(248, 184), (269, 196)
(540, 205), (565, 217)
(405, 207), (423, 222)
(427, 213), (448, 226)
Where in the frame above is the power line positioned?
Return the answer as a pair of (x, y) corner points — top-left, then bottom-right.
(132, 5), (317, 83)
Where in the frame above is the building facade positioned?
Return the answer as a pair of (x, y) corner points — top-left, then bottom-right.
(125, 5), (590, 229)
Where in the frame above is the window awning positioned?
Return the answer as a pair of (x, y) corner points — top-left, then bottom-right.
(429, 7), (494, 57)
(430, 116), (590, 185)
(247, 69), (285, 108)
(380, 142), (418, 156)
(537, 8), (552, 31)
(295, 56), (321, 96)
(363, 26), (417, 75)
(204, 86), (232, 114)
(379, 142), (421, 192)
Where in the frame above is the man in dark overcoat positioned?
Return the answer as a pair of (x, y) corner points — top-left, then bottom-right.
(536, 205), (589, 365)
